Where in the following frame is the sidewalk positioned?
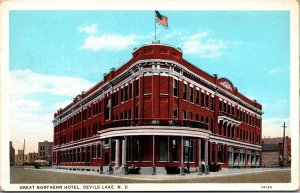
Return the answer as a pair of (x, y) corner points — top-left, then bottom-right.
(33, 167), (291, 181)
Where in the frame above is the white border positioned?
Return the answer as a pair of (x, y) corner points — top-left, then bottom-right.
(0, 0), (299, 191)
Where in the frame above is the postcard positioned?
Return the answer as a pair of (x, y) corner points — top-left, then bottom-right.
(0, 0), (299, 191)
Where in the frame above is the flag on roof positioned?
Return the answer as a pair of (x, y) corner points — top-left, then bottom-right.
(155, 10), (168, 28)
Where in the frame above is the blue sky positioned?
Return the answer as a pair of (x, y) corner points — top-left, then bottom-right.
(9, 10), (290, 153)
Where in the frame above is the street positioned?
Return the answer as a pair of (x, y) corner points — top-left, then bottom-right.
(10, 166), (291, 184)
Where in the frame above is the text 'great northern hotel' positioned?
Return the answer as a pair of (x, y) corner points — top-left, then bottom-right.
(52, 43), (263, 174)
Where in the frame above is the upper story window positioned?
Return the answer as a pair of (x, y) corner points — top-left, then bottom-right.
(125, 85), (128, 101)
(189, 112), (193, 120)
(183, 110), (187, 120)
(135, 79), (139, 97)
(135, 106), (139, 119)
(219, 100), (222, 111)
(231, 106), (234, 116)
(190, 87), (194, 103)
(223, 103), (227, 113)
(174, 109), (178, 119)
(121, 87), (124, 102)
(173, 79), (178, 97)
(206, 94), (209, 108)
(211, 97), (214, 111)
(183, 84), (187, 100)
(129, 83), (133, 99)
(201, 92), (204, 107)
(196, 90), (200, 105)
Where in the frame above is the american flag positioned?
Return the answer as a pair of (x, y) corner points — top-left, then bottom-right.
(155, 10), (168, 28)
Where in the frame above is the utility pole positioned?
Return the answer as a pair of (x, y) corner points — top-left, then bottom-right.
(22, 139), (25, 168)
(281, 122), (286, 168)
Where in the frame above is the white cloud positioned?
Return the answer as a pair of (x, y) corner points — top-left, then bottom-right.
(10, 69), (95, 98)
(262, 117), (290, 138)
(9, 70), (95, 153)
(79, 23), (151, 52)
(82, 34), (138, 51)
(11, 99), (40, 113)
(182, 31), (229, 58)
(78, 23), (98, 35)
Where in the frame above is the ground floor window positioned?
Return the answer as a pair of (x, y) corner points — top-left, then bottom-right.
(126, 137), (132, 161)
(159, 136), (168, 161)
(81, 147), (85, 162)
(184, 139), (194, 162)
(70, 149), (73, 162)
(171, 137), (179, 162)
(112, 140), (116, 162)
(218, 144), (225, 163)
(97, 143), (102, 159)
(92, 145), (96, 159)
(133, 138), (139, 161)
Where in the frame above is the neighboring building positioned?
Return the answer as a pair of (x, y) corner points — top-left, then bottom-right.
(9, 141), (15, 166)
(18, 150), (24, 156)
(38, 141), (53, 165)
(15, 150), (29, 166)
(15, 150), (38, 165)
(52, 43), (263, 174)
(29, 152), (38, 164)
(262, 136), (291, 167)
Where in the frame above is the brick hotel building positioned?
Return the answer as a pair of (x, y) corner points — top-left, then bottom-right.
(52, 43), (263, 174)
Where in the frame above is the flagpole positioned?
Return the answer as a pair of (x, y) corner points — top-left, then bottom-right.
(154, 12), (156, 41)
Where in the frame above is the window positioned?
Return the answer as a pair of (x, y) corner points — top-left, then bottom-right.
(125, 85), (128, 101)
(105, 98), (110, 120)
(77, 148), (80, 162)
(86, 146), (90, 162)
(196, 90), (200, 105)
(97, 143), (102, 159)
(201, 92), (204, 107)
(184, 139), (194, 162)
(218, 144), (225, 163)
(173, 109), (178, 119)
(115, 92), (119, 106)
(72, 149), (75, 162)
(121, 87), (124, 102)
(173, 79), (178, 97)
(92, 145), (96, 159)
(183, 84), (187, 100)
(135, 106), (139, 119)
(211, 119), (214, 133)
(159, 137), (168, 161)
(190, 87), (194, 103)
(183, 110), (187, 119)
(196, 114), (199, 121)
(81, 147), (85, 162)
(211, 97), (214, 110)
(219, 101), (222, 111)
(135, 79), (139, 97)
(129, 83), (133, 99)
(124, 111), (128, 119)
(133, 138), (139, 161)
(206, 94), (209, 108)
(224, 103), (227, 112)
(189, 112), (193, 120)
(231, 106), (234, 116)
(172, 137), (179, 161)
